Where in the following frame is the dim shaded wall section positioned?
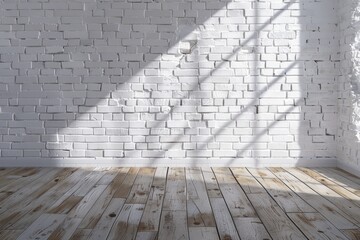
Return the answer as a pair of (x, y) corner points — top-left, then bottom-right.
(0, 0), (339, 167)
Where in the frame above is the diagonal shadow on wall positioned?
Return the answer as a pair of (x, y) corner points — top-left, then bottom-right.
(0, 0), (338, 166)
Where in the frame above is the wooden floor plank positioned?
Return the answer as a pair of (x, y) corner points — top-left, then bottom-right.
(47, 217), (82, 240)
(315, 168), (360, 198)
(11, 184), (106, 230)
(16, 214), (66, 240)
(135, 232), (158, 240)
(0, 168), (43, 193)
(0, 192), (11, 203)
(158, 210), (189, 240)
(201, 167), (222, 198)
(67, 184), (107, 219)
(330, 168), (360, 186)
(341, 229), (360, 240)
(209, 197), (240, 240)
(233, 217), (271, 240)
(78, 168), (129, 229)
(69, 229), (92, 240)
(158, 168), (188, 240)
(186, 168), (216, 227)
(162, 167), (186, 211)
(300, 168), (360, 208)
(71, 168), (106, 197)
(0, 168), (56, 210)
(0, 167), (357, 240)
(0, 230), (22, 240)
(96, 167), (122, 185)
(212, 168), (256, 218)
(113, 167), (140, 198)
(286, 168), (360, 225)
(0, 168), (74, 215)
(0, 169), (81, 230)
(138, 167), (167, 232)
(126, 168), (156, 204)
(88, 198), (126, 240)
(248, 168), (315, 213)
(0, 168), (25, 189)
(269, 167), (359, 230)
(107, 204), (145, 240)
(46, 169), (99, 212)
(189, 227), (219, 240)
(230, 168), (266, 194)
(247, 193), (305, 239)
(48, 195), (83, 214)
(288, 212), (349, 240)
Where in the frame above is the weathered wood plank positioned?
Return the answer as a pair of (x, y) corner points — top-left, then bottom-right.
(341, 229), (360, 240)
(330, 168), (360, 185)
(209, 197), (240, 240)
(135, 232), (158, 240)
(16, 214), (66, 240)
(11, 184), (106, 230)
(47, 169), (101, 211)
(201, 167), (222, 198)
(0, 168), (17, 177)
(113, 168), (140, 198)
(233, 217), (271, 240)
(288, 212), (349, 240)
(67, 184), (107, 219)
(138, 167), (167, 232)
(0, 230), (22, 240)
(0, 192), (12, 203)
(0, 168), (74, 214)
(212, 168), (256, 218)
(186, 168), (216, 227)
(189, 227), (219, 240)
(0, 168), (61, 213)
(269, 167), (358, 230)
(286, 168), (360, 225)
(163, 168), (186, 211)
(107, 204), (145, 240)
(71, 168), (105, 197)
(315, 168), (360, 198)
(300, 168), (360, 208)
(47, 217), (82, 240)
(0, 168), (43, 193)
(0, 169), (88, 229)
(230, 168), (266, 194)
(126, 168), (156, 204)
(48, 195), (83, 214)
(96, 167), (121, 185)
(88, 198), (126, 240)
(0, 167), (358, 240)
(248, 168), (315, 213)
(158, 210), (189, 240)
(69, 229), (92, 240)
(78, 168), (129, 229)
(0, 168), (25, 189)
(247, 193), (305, 240)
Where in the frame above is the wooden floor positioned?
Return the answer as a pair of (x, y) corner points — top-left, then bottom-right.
(0, 167), (360, 240)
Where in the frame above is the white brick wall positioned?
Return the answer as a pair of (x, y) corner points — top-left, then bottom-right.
(338, 0), (360, 169)
(0, 0), (339, 166)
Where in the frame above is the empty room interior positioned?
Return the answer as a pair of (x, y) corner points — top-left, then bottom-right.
(1, 0), (360, 239)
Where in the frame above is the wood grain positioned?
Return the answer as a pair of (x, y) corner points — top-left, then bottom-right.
(0, 167), (357, 239)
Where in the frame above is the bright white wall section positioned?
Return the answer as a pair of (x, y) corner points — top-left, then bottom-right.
(338, 0), (360, 174)
(0, 0), (340, 167)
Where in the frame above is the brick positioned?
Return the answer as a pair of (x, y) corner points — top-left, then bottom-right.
(0, 0), (340, 164)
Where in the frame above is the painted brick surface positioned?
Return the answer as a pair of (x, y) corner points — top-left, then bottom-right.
(0, 0), (338, 164)
(338, 0), (360, 167)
